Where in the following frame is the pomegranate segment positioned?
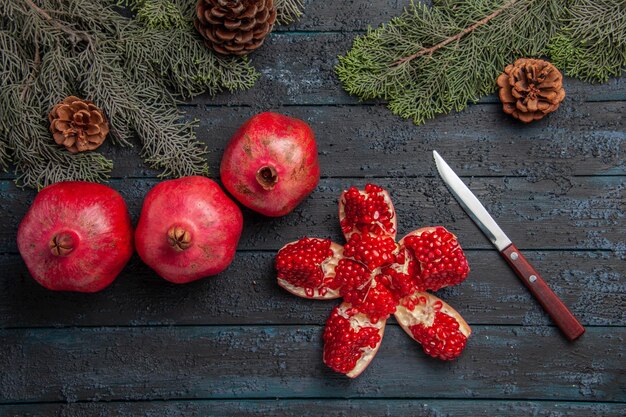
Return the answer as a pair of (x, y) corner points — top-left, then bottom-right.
(400, 226), (470, 292)
(395, 292), (471, 361)
(323, 303), (386, 378)
(276, 238), (343, 299)
(339, 184), (397, 240)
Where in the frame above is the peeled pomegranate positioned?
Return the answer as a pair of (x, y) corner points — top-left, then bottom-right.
(17, 181), (133, 292)
(220, 112), (320, 217)
(135, 176), (243, 284)
(275, 183), (472, 377)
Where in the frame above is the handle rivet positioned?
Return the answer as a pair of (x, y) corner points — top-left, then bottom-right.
(510, 252), (518, 260)
(529, 275), (537, 283)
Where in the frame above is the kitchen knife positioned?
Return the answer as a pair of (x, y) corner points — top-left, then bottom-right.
(432, 150), (585, 341)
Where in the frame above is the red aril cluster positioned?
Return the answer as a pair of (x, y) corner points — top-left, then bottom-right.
(323, 303), (385, 378)
(410, 312), (468, 360)
(275, 183), (472, 378)
(276, 238), (343, 299)
(343, 233), (398, 270)
(339, 184), (397, 239)
(395, 292), (471, 361)
(342, 275), (399, 324)
(401, 227), (470, 291)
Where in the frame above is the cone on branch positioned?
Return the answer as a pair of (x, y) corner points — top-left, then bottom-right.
(195, 0), (277, 56)
(48, 96), (109, 153)
(496, 58), (566, 123)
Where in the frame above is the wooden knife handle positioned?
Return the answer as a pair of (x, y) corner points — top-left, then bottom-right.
(501, 244), (585, 341)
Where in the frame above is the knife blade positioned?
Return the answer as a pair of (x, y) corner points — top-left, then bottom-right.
(433, 150), (585, 341)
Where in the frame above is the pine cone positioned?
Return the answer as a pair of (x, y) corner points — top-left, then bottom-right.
(49, 96), (109, 153)
(496, 58), (565, 123)
(195, 0), (277, 56)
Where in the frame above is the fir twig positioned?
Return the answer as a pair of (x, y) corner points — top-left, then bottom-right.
(337, 0), (624, 125)
(393, 0), (518, 66)
(275, 0), (304, 25)
(548, 0), (626, 83)
(0, 0), (304, 188)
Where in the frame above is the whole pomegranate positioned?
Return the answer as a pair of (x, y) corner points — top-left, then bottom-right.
(17, 181), (134, 292)
(220, 112), (320, 217)
(135, 176), (243, 284)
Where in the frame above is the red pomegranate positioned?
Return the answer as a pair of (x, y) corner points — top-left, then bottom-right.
(134, 176), (243, 284)
(275, 183), (472, 377)
(17, 181), (133, 292)
(220, 112), (320, 217)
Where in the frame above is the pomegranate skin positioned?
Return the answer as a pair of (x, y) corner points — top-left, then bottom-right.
(220, 112), (320, 217)
(135, 176), (243, 284)
(17, 181), (134, 293)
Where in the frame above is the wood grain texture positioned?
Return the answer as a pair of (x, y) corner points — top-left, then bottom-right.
(189, 33), (626, 106)
(1, 100), (623, 181)
(1, 326), (624, 403)
(2, 400), (625, 417)
(1, 176), (623, 253)
(1, 250), (623, 328)
(1, 0), (624, 414)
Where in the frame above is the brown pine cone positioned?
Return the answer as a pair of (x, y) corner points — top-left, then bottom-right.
(195, 0), (277, 56)
(49, 96), (109, 153)
(496, 58), (565, 123)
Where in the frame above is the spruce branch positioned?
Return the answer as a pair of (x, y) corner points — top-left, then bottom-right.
(393, 0), (518, 66)
(275, 0), (304, 25)
(548, 0), (626, 83)
(1, 0), (304, 188)
(337, 0), (624, 125)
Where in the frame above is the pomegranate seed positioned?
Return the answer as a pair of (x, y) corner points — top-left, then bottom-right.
(323, 306), (382, 374)
(343, 276), (398, 323)
(410, 312), (468, 360)
(340, 184), (396, 238)
(343, 233), (397, 270)
(403, 226), (470, 291)
(275, 238), (338, 295)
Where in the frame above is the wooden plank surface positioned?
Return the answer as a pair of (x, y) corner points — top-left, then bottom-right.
(1, 176), (623, 253)
(2, 100), (623, 181)
(1, 0), (624, 414)
(190, 33), (626, 105)
(2, 400), (625, 417)
(1, 326), (624, 403)
(1, 250), (623, 328)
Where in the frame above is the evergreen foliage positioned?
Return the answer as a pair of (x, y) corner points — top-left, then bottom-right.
(548, 0), (626, 83)
(0, 0), (303, 188)
(336, 0), (625, 125)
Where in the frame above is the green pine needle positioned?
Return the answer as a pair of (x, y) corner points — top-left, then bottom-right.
(548, 0), (626, 83)
(0, 0), (303, 188)
(337, 0), (625, 125)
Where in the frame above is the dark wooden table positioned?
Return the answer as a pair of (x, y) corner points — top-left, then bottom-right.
(1, 2), (625, 416)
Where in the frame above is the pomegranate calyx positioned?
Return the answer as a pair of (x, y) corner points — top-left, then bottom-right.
(49, 231), (79, 257)
(255, 165), (279, 191)
(167, 225), (192, 252)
